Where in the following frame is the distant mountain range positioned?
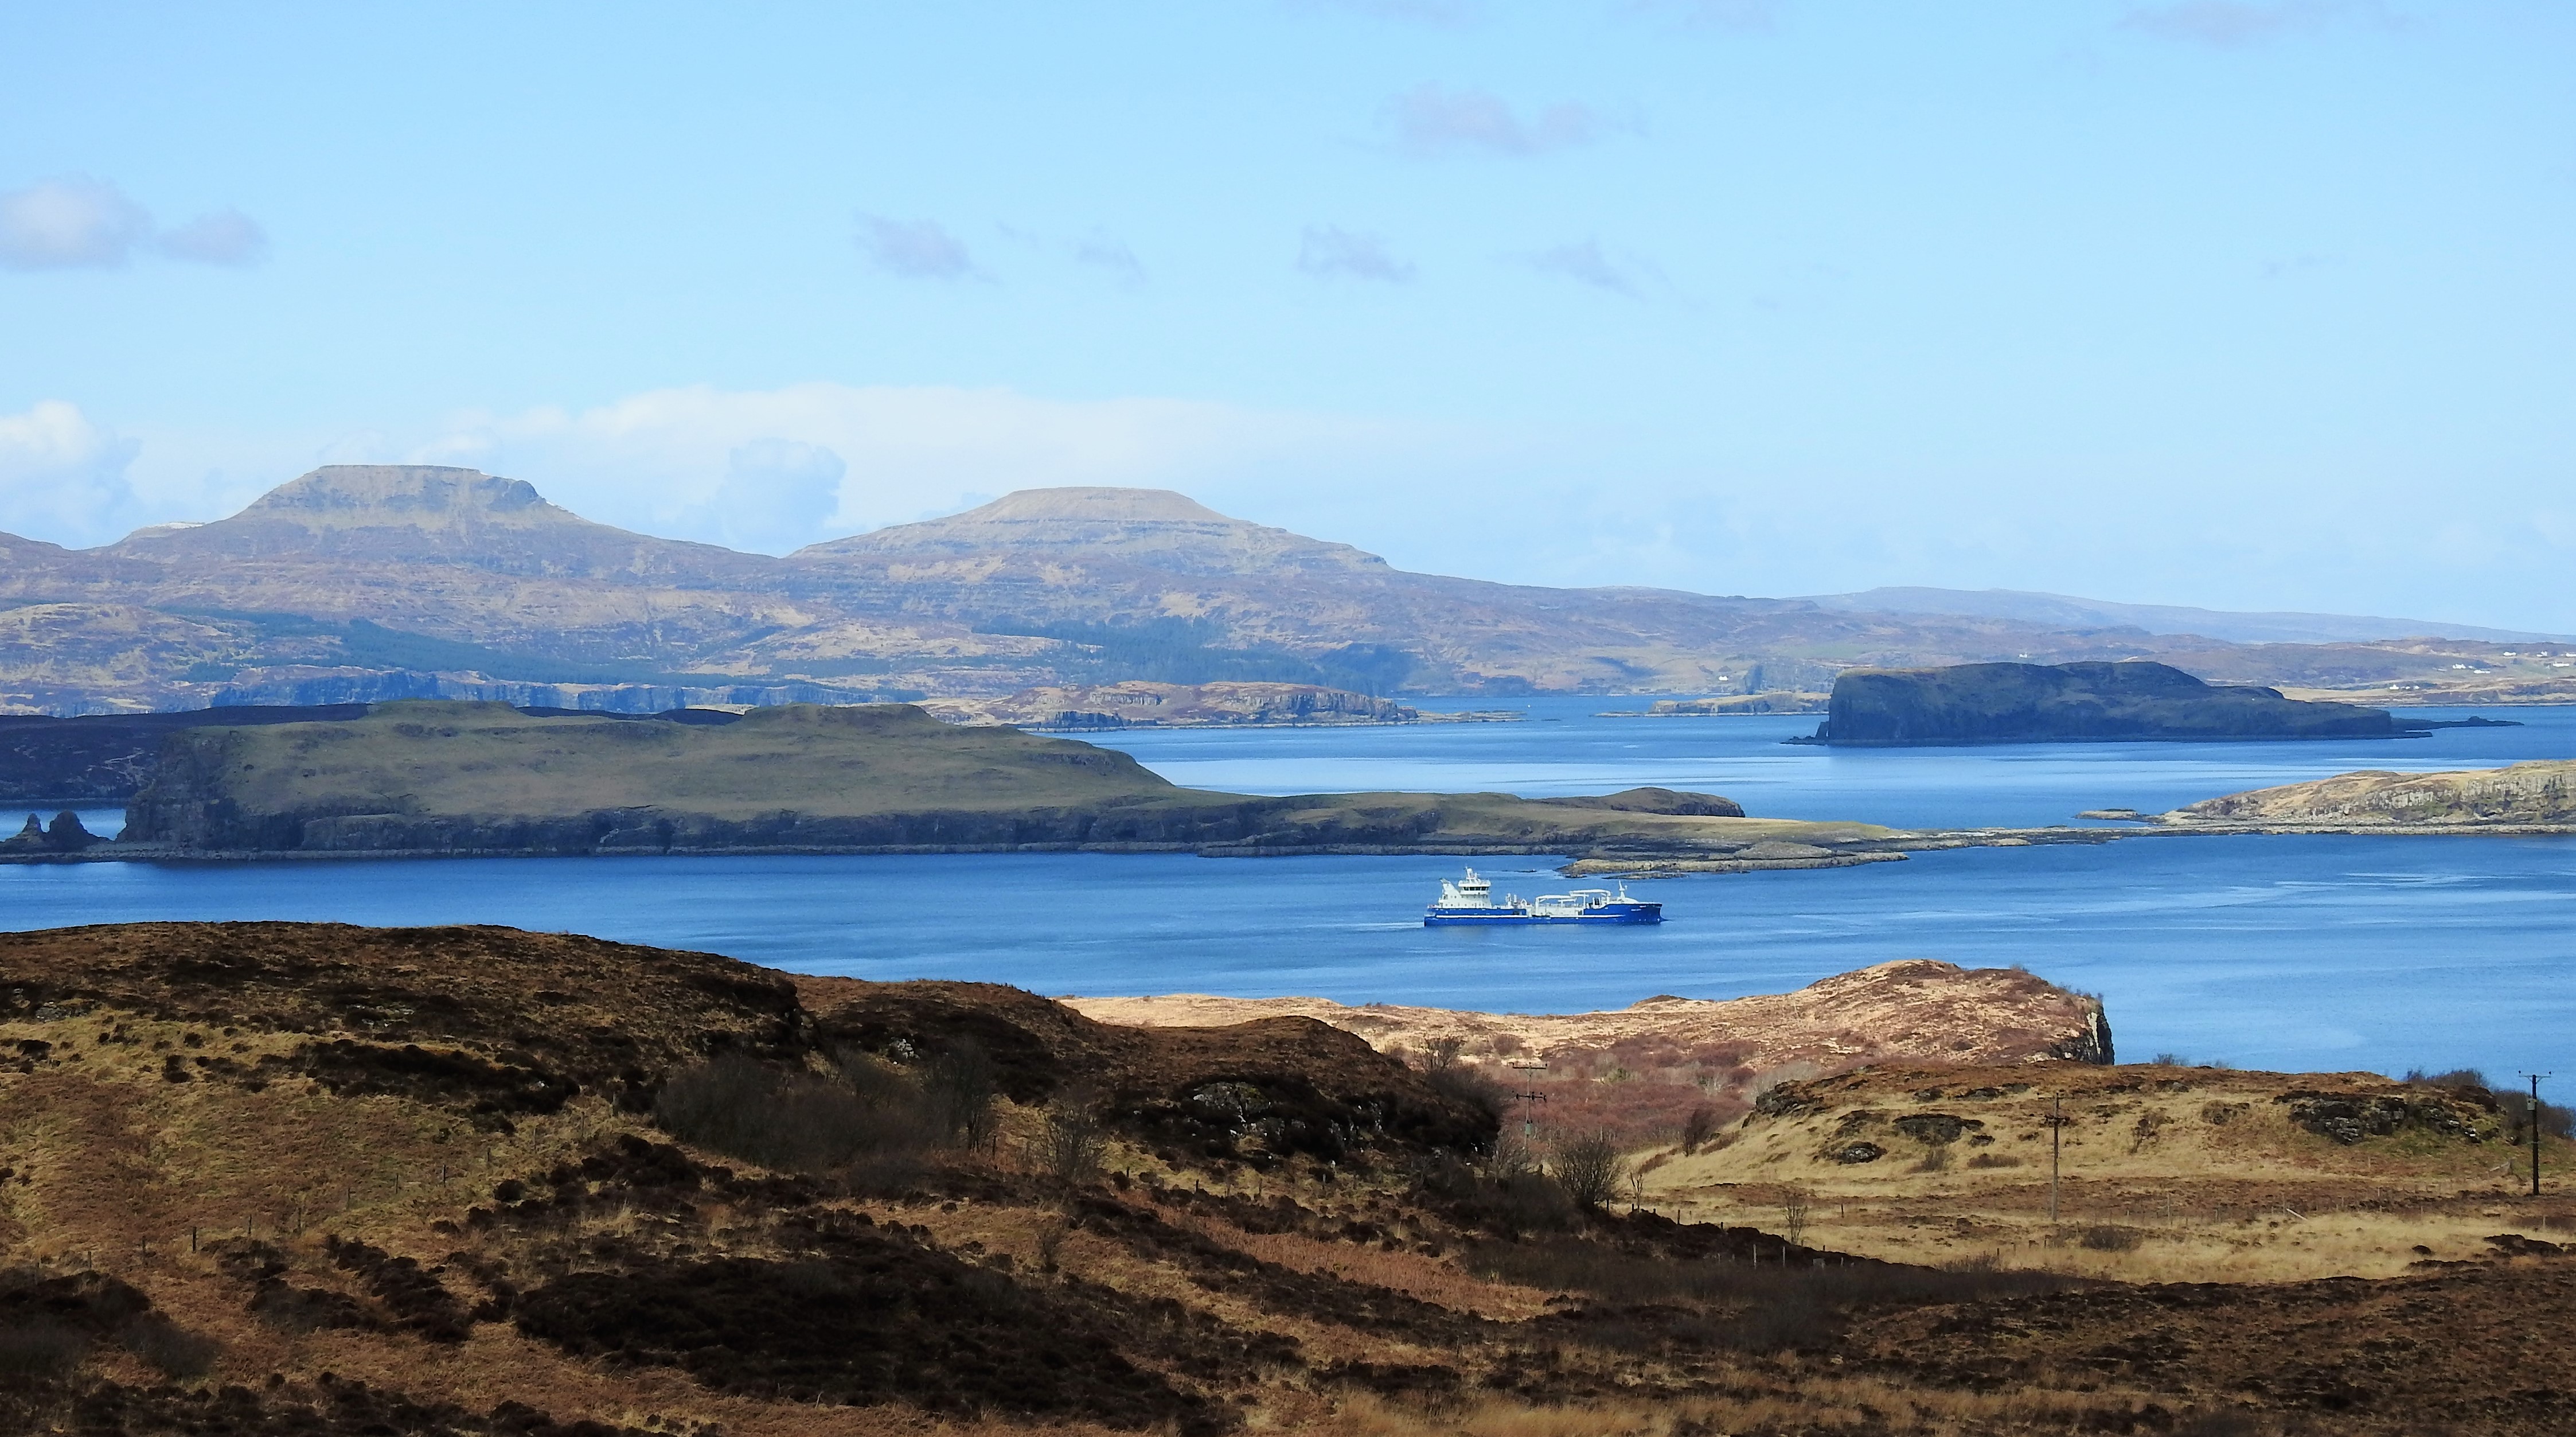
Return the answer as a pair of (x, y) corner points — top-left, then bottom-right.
(1802, 586), (2564, 647)
(1, 465), (2561, 715)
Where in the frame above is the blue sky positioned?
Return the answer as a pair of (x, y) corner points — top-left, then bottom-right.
(3, 2), (2571, 628)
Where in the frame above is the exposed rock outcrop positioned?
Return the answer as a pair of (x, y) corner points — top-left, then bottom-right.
(1066, 960), (2111, 1142)
(2165, 759), (2576, 827)
(920, 681), (1415, 729)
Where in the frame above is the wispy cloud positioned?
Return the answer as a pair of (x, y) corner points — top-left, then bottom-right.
(2122, 1), (2395, 47)
(0, 177), (153, 270)
(1524, 238), (1664, 299)
(1387, 85), (1609, 158)
(0, 176), (270, 271)
(1072, 232), (1147, 287)
(854, 214), (981, 280)
(1297, 226), (1417, 283)
(154, 208), (269, 266)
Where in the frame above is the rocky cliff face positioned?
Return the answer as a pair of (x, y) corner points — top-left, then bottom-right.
(1801, 660), (2415, 745)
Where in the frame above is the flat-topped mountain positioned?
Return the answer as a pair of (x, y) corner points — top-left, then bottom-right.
(106, 465), (765, 583)
(1797, 660), (2419, 746)
(6, 466), (2547, 715)
(804, 486), (1389, 576)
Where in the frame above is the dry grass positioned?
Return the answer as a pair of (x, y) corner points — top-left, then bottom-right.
(1161, 1208), (1551, 1321)
(1264, 1373), (2208, 1437)
(1640, 1060), (2575, 1283)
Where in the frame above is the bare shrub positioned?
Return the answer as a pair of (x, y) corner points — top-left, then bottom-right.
(926, 1039), (1000, 1151)
(1418, 1036), (1466, 1073)
(1551, 1129), (1630, 1211)
(1965, 1152), (2023, 1169)
(1779, 1187), (1810, 1248)
(1031, 1105), (1107, 1189)
(1032, 1217), (1070, 1272)
(1680, 1104), (1718, 1155)
(1486, 1132), (1540, 1182)
(2078, 1224), (2144, 1252)
(1914, 1142), (1951, 1173)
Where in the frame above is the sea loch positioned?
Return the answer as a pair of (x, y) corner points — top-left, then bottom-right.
(5, 698), (2568, 1079)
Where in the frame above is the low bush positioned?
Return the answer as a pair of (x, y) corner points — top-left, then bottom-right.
(119, 1314), (220, 1378)
(655, 1052), (949, 1177)
(1468, 1239), (2074, 1353)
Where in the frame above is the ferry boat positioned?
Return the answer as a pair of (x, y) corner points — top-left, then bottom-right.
(1423, 868), (1663, 926)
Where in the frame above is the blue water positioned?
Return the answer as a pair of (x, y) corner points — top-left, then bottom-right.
(1084, 695), (2576, 830)
(2, 700), (2569, 1080)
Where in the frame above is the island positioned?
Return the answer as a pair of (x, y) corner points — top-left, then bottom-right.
(102, 699), (1903, 865)
(2160, 758), (2576, 828)
(1789, 659), (2423, 746)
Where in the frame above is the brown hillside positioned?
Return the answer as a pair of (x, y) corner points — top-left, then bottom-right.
(6, 921), (2576, 1435)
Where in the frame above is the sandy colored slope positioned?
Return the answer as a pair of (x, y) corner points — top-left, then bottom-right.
(2167, 758), (2576, 825)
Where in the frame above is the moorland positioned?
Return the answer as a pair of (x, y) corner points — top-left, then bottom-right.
(4, 920), (2572, 1437)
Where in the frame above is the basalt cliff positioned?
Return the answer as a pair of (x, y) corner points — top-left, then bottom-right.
(1795, 660), (2420, 746)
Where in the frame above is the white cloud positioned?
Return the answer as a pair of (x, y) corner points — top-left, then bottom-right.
(1387, 86), (1606, 158)
(0, 176), (151, 270)
(1297, 225), (1417, 283)
(0, 400), (140, 545)
(411, 382), (1446, 550)
(0, 176), (270, 271)
(155, 208), (270, 266)
(704, 439), (847, 555)
(854, 214), (980, 279)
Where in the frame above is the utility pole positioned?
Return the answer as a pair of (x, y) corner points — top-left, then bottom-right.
(2048, 1096), (2064, 1225)
(2530, 1074), (2550, 1199)
(1511, 1064), (1548, 1142)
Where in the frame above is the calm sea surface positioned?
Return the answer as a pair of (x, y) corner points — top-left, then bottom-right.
(4, 698), (2570, 1080)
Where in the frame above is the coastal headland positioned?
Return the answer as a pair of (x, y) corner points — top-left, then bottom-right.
(3, 918), (2570, 1436)
(90, 699), (1896, 864)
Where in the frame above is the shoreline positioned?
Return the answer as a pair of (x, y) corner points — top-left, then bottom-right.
(10, 817), (2569, 870)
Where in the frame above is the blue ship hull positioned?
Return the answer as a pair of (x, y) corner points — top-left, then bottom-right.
(1423, 904), (1663, 926)
(1422, 868), (1662, 925)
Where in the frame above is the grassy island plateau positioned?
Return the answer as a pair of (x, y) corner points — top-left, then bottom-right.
(92, 700), (1899, 864)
